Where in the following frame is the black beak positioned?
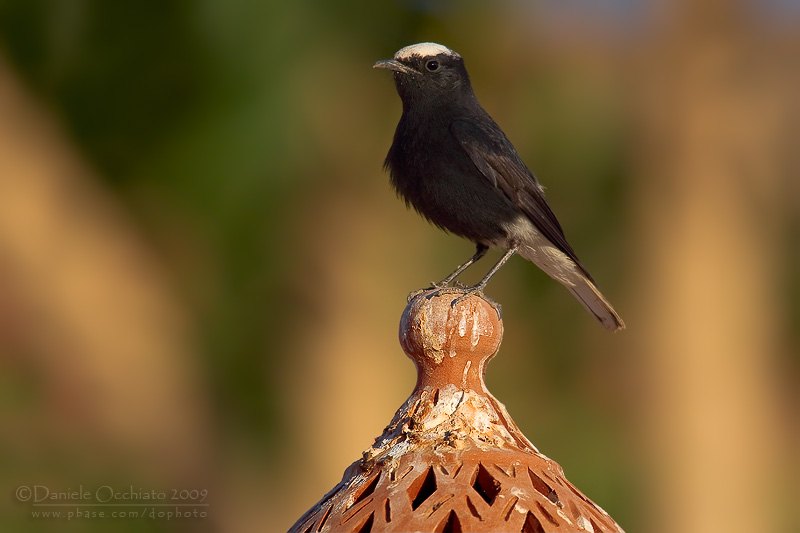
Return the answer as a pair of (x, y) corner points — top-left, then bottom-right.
(373, 59), (416, 75)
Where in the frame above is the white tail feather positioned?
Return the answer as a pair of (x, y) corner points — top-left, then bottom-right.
(565, 276), (625, 331)
(517, 242), (625, 332)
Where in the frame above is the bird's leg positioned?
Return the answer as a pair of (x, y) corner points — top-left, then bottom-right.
(407, 244), (488, 302)
(470, 243), (518, 291)
(434, 243), (488, 288)
(450, 243), (520, 315)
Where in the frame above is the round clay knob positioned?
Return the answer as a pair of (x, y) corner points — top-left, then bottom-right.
(399, 289), (503, 391)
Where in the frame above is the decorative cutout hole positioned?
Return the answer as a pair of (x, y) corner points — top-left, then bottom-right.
(569, 500), (581, 520)
(408, 398), (422, 418)
(521, 511), (545, 532)
(471, 463), (501, 505)
(391, 465), (413, 484)
(408, 467), (438, 510)
(354, 511), (374, 533)
(430, 494), (454, 515)
(435, 509), (462, 533)
(342, 501), (372, 525)
(395, 465), (413, 482)
(503, 496), (519, 521)
(317, 504), (333, 531)
(465, 496), (481, 519)
(348, 473), (380, 510)
(528, 468), (560, 505)
(383, 499), (391, 523)
(535, 501), (558, 525)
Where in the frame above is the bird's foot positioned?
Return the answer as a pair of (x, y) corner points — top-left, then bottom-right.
(407, 280), (466, 302)
(406, 283), (438, 303)
(450, 285), (502, 319)
(407, 283), (501, 318)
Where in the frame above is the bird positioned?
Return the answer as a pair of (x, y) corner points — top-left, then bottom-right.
(373, 42), (624, 331)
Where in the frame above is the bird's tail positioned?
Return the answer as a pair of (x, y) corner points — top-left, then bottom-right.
(564, 276), (625, 331)
(518, 245), (625, 332)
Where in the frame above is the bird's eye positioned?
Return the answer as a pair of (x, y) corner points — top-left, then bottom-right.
(425, 60), (440, 72)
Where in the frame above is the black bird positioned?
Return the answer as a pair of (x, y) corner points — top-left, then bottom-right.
(374, 43), (624, 331)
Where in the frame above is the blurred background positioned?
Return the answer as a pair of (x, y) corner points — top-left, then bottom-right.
(0, 0), (798, 532)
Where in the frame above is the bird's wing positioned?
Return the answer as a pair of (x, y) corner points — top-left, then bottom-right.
(450, 118), (592, 280)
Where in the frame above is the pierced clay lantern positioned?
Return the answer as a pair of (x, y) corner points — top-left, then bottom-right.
(290, 290), (623, 532)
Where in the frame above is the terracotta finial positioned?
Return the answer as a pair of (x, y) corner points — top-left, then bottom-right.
(290, 289), (624, 533)
(400, 290), (502, 391)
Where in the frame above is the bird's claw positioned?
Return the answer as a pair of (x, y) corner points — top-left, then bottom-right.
(450, 286), (502, 319)
(407, 284), (451, 302)
(407, 287), (428, 302)
(406, 279), (464, 302)
(406, 284), (502, 319)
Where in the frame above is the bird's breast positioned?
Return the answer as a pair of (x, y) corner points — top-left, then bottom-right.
(385, 117), (519, 244)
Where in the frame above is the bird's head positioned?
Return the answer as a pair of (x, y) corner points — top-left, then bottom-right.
(374, 43), (473, 108)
